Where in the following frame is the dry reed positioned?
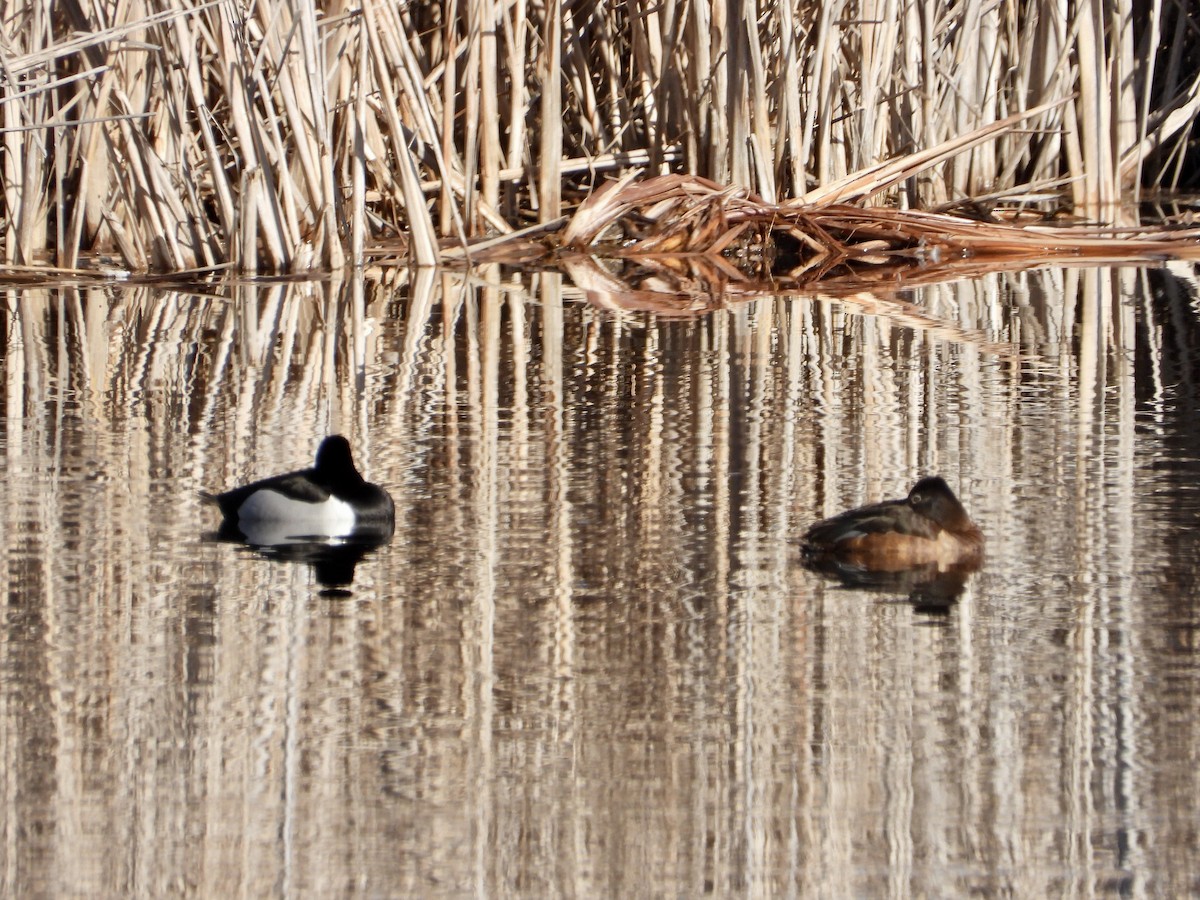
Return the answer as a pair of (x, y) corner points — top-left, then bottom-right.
(0, 0), (1195, 273)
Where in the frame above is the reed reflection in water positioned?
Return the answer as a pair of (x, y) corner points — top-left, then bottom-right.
(1, 264), (1198, 896)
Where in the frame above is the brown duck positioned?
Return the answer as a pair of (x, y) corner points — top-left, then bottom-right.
(803, 476), (984, 572)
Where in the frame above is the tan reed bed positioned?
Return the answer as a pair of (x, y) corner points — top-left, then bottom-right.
(0, 0), (1196, 274)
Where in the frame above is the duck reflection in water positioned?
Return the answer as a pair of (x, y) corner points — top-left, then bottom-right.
(802, 476), (983, 610)
(202, 435), (394, 594)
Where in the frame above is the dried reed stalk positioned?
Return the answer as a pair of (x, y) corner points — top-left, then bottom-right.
(0, 0), (1194, 274)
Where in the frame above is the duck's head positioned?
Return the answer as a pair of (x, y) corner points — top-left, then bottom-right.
(907, 476), (974, 531)
(314, 435), (359, 481)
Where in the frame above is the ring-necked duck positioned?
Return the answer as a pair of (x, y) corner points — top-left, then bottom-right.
(204, 435), (394, 544)
(802, 476), (983, 571)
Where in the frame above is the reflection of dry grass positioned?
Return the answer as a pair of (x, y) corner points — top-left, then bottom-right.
(2, 266), (1199, 895)
(561, 253), (1031, 368)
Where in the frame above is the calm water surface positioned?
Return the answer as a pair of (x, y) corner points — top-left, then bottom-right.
(2, 264), (1199, 896)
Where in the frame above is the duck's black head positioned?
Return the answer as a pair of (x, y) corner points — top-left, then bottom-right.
(907, 476), (972, 529)
(313, 435), (361, 484)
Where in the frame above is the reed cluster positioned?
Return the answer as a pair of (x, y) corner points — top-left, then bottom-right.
(0, 0), (1195, 272)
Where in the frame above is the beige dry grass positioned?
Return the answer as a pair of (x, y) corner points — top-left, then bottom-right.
(0, 0), (1195, 274)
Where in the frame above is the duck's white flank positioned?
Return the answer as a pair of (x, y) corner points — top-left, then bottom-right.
(237, 490), (357, 535)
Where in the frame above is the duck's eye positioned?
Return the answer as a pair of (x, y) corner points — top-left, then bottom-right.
(910, 493), (924, 505)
